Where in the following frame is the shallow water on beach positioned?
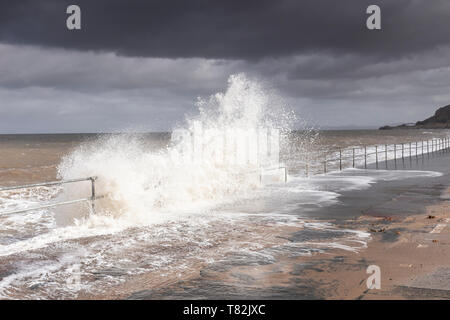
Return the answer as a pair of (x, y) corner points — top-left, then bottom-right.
(0, 129), (449, 299)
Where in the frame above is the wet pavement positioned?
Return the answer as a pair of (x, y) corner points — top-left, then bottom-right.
(126, 152), (450, 299)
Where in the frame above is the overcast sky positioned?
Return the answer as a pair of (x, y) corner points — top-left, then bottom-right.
(1, 0), (450, 133)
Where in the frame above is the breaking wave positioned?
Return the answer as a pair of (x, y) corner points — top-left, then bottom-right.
(57, 73), (294, 227)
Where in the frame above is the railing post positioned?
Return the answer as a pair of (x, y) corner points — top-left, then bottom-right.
(409, 142), (412, 165)
(364, 146), (367, 169)
(394, 144), (397, 169)
(415, 141), (418, 162)
(339, 149), (342, 171)
(402, 143), (404, 167)
(385, 144), (388, 169)
(352, 148), (355, 168)
(90, 177), (96, 213)
(324, 158), (327, 174)
(375, 146), (378, 169)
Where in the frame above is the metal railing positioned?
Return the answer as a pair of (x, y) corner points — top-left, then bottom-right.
(0, 176), (101, 216)
(0, 137), (448, 215)
(307, 136), (450, 176)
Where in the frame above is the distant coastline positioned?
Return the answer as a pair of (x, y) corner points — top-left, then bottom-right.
(380, 105), (450, 130)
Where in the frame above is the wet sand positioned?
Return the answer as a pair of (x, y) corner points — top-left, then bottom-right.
(112, 196), (450, 300)
(76, 197), (449, 300)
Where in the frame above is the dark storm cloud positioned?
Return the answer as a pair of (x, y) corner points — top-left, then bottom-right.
(1, 0), (450, 133)
(1, 0), (450, 61)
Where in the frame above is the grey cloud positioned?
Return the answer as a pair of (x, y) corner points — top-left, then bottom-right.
(0, 86), (194, 133)
(1, 43), (450, 132)
(0, 44), (242, 93)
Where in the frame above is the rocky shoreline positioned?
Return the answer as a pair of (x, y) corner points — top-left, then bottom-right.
(380, 105), (450, 130)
